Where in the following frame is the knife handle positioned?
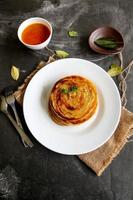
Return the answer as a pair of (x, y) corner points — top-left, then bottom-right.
(5, 112), (34, 148)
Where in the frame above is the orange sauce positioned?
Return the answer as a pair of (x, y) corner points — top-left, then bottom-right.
(22, 23), (50, 45)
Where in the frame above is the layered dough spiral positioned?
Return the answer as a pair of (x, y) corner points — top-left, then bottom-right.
(48, 75), (98, 125)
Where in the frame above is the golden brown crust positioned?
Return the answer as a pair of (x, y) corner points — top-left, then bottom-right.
(48, 75), (98, 126)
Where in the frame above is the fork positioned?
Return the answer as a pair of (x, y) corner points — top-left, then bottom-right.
(0, 95), (33, 148)
(3, 88), (31, 147)
(4, 88), (22, 128)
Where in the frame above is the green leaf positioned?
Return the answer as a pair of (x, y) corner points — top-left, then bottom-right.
(94, 38), (118, 49)
(61, 85), (78, 94)
(55, 50), (69, 58)
(61, 88), (69, 94)
(108, 64), (123, 77)
(70, 85), (78, 92)
(68, 31), (78, 37)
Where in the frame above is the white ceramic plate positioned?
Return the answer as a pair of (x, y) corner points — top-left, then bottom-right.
(23, 58), (121, 155)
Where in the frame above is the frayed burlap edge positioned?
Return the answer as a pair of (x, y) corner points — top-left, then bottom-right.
(79, 108), (133, 176)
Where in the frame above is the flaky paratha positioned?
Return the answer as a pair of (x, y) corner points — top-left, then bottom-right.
(49, 75), (98, 125)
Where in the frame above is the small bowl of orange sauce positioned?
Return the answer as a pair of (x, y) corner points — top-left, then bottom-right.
(18, 17), (52, 50)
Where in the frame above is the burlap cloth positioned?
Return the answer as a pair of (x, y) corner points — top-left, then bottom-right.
(14, 56), (133, 176)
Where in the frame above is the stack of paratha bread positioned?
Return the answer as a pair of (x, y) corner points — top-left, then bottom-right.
(49, 75), (98, 126)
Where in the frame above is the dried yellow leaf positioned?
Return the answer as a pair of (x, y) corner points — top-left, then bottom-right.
(55, 50), (69, 58)
(107, 64), (123, 77)
(11, 65), (20, 80)
(68, 31), (78, 37)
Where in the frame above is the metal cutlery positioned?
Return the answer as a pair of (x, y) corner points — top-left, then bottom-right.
(0, 95), (33, 148)
(4, 88), (23, 128)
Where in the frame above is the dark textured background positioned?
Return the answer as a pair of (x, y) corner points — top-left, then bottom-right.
(0, 0), (133, 199)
